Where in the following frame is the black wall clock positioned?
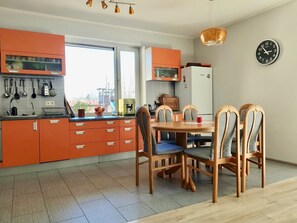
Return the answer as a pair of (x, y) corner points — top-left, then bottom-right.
(256, 39), (280, 65)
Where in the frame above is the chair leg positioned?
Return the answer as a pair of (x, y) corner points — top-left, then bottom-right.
(149, 159), (154, 194)
(169, 158), (172, 178)
(136, 152), (139, 186)
(184, 155), (189, 189)
(262, 156), (266, 188)
(241, 155), (246, 193)
(192, 160), (195, 173)
(212, 165), (218, 203)
(181, 154), (185, 188)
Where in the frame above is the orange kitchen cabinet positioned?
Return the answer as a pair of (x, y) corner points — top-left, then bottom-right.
(0, 28), (65, 75)
(70, 121), (106, 130)
(39, 118), (70, 163)
(119, 119), (136, 152)
(102, 140), (120, 155)
(70, 128), (106, 144)
(2, 120), (39, 167)
(70, 141), (106, 159)
(146, 47), (181, 81)
(174, 113), (183, 121)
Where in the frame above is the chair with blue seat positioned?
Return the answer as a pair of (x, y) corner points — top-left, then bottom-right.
(155, 105), (176, 144)
(135, 106), (184, 194)
(238, 104), (265, 193)
(182, 104), (213, 146)
(184, 105), (241, 203)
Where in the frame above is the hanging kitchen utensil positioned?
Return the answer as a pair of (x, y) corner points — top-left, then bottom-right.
(22, 79), (27, 97)
(42, 81), (50, 96)
(14, 80), (20, 100)
(37, 79), (41, 95)
(3, 79), (10, 98)
(49, 81), (57, 97)
(18, 79), (23, 95)
(31, 80), (37, 99)
(9, 78), (13, 94)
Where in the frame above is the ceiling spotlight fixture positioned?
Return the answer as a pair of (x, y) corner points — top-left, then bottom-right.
(200, 0), (227, 46)
(85, 0), (135, 15)
(86, 0), (93, 7)
(129, 5), (134, 15)
(115, 4), (120, 13)
(101, 0), (108, 9)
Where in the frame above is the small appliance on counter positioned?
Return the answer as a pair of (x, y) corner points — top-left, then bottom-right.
(42, 107), (67, 117)
(118, 98), (135, 116)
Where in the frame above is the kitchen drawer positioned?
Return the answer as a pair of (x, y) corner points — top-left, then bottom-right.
(104, 127), (120, 140)
(70, 142), (104, 158)
(119, 119), (135, 126)
(102, 140), (120, 155)
(70, 121), (107, 130)
(120, 126), (136, 140)
(120, 139), (136, 152)
(70, 128), (105, 144)
(100, 120), (120, 128)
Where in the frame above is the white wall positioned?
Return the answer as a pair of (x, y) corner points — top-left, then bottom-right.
(194, 1), (297, 164)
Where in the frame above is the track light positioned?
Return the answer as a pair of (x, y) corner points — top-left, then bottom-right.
(85, 0), (135, 15)
(101, 0), (108, 9)
(86, 0), (93, 7)
(115, 4), (120, 13)
(129, 5), (134, 15)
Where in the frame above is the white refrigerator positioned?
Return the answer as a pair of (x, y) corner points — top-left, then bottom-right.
(175, 66), (213, 121)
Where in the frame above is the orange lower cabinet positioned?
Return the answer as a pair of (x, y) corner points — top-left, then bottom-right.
(120, 139), (136, 152)
(2, 120), (39, 167)
(70, 142), (106, 158)
(40, 118), (70, 163)
(104, 127), (120, 141)
(103, 140), (120, 154)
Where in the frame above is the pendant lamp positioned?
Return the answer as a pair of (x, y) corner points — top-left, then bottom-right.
(200, 0), (227, 46)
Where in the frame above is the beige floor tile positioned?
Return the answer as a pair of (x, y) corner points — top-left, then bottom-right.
(41, 181), (71, 199)
(14, 173), (38, 183)
(68, 183), (104, 203)
(12, 211), (50, 223)
(13, 191), (46, 217)
(0, 189), (13, 208)
(0, 206), (12, 223)
(80, 199), (126, 223)
(45, 195), (84, 222)
(101, 165), (131, 178)
(117, 202), (155, 222)
(14, 179), (41, 196)
(38, 170), (63, 184)
(63, 174), (89, 186)
(0, 176), (14, 191)
(58, 167), (81, 176)
(100, 186), (140, 208)
(87, 174), (121, 189)
(78, 165), (105, 176)
(57, 216), (89, 223)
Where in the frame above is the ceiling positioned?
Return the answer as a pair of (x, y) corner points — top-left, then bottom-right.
(0, 0), (292, 38)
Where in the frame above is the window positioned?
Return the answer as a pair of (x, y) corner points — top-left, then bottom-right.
(65, 44), (138, 116)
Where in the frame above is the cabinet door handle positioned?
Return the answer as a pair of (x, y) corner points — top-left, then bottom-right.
(33, 121), (38, 131)
(75, 123), (84, 127)
(76, 145), (85, 149)
(124, 127), (132, 131)
(124, 140), (132, 144)
(124, 120), (132, 124)
(106, 142), (115, 146)
(50, 71), (60, 75)
(49, 120), (60, 124)
(106, 129), (115, 133)
(8, 69), (19, 73)
(106, 121), (115, 125)
(76, 131), (85, 135)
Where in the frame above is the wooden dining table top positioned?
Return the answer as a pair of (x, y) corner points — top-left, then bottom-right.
(151, 121), (216, 133)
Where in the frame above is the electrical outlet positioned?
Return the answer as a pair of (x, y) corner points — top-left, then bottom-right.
(45, 101), (55, 106)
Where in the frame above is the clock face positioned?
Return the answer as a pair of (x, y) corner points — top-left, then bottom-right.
(256, 39), (280, 65)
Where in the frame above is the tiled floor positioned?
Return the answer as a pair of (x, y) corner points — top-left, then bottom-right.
(0, 158), (296, 223)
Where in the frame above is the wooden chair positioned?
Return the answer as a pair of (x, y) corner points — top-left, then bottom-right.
(182, 104), (213, 146)
(240, 104), (265, 193)
(155, 105), (175, 144)
(135, 106), (184, 194)
(184, 105), (241, 203)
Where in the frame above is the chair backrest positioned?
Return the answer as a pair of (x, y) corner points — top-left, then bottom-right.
(212, 105), (240, 160)
(155, 105), (175, 141)
(136, 106), (157, 154)
(242, 105), (265, 153)
(239, 103), (254, 122)
(182, 104), (198, 122)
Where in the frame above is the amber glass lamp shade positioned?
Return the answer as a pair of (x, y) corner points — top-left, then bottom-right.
(101, 1), (108, 9)
(129, 5), (134, 15)
(200, 27), (227, 46)
(115, 4), (120, 13)
(86, 0), (93, 7)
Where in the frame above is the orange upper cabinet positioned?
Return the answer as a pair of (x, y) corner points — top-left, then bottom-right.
(146, 47), (181, 81)
(0, 28), (65, 76)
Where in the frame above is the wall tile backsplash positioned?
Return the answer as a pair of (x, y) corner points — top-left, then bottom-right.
(146, 81), (175, 106)
(0, 75), (65, 116)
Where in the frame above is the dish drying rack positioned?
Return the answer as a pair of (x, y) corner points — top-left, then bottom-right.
(42, 107), (66, 116)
